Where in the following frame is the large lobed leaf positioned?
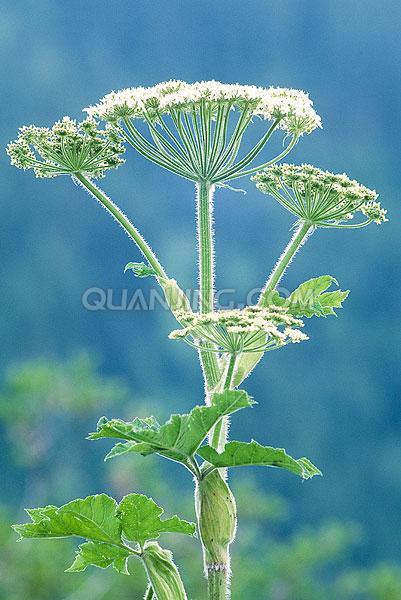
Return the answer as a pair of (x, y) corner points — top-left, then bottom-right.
(198, 440), (322, 480)
(118, 494), (195, 546)
(89, 390), (254, 464)
(13, 494), (121, 544)
(66, 541), (130, 574)
(13, 493), (195, 575)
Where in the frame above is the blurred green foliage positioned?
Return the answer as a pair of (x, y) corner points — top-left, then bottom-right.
(1, 356), (400, 600)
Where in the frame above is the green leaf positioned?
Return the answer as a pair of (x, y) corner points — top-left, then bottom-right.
(197, 440), (322, 480)
(13, 493), (193, 582)
(124, 261), (158, 278)
(118, 494), (196, 546)
(89, 390), (255, 465)
(272, 275), (349, 318)
(13, 494), (121, 544)
(66, 541), (130, 574)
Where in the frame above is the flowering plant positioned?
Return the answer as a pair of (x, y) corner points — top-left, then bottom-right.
(7, 80), (385, 599)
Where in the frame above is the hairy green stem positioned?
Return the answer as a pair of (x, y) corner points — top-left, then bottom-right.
(74, 174), (168, 280)
(196, 180), (233, 600)
(211, 353), (237, 450)
(207, 568), (229, 600)
(196, 180), (221, 390)
(259, 220), (313, 306)
(231, 220), (314, 388)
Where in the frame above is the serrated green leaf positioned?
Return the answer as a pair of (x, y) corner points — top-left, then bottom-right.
(124, 261), (158, 278)
(13, 494), (121, 544)
(278, 275), (349, 318)
(118, 494), (195, 546)
(198, 440), (322, 480)
(66, 541), (130, 574)
(89, 390), (254, 465)
(13, 492), (193, 583)
(105, 441), (155, 460)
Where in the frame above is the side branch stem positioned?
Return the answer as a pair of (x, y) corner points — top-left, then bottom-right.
(259, 220), (313, 305)
(74, 174), (167, 280)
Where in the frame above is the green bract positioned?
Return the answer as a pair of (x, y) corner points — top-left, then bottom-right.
(142, 542), (188, 600)
(6, 116), (125, 179)
(253, 163), (387, 228)
(195, 471), (237, 568)
(85, 80), (322, 183)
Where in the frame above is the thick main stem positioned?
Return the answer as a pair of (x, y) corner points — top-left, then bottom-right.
(74, 173), (168, 280)
(195, 181), (233, 600)
(207, 569), (229, 600)
(196, 180), (221, 390)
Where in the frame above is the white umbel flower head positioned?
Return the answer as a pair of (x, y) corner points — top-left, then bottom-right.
(253, 163), (387, 227)
(7, 117), (125, 179)
(84, 81), (321, 183)
(86, 80), (321, 135)
(169, 306), (308, 354)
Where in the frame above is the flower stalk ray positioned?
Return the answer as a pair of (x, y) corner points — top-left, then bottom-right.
(86, 80), (321, 183)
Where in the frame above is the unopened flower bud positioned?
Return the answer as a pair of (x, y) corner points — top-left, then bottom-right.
(195, 470), (237, 569)
(160, 278), (191, 314)
(141, 542), (187, 600)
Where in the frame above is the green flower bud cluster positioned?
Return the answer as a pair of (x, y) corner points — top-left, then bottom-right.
(360, 200), (388, 224)
(252, 163), (387, 227)
(169, 306), (307, 354)
(6, 116), (125, 179)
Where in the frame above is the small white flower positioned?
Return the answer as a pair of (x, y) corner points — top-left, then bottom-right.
(85, 80), (321, 136)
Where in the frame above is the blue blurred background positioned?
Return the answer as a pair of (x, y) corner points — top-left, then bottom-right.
(1, 1), (400, 598)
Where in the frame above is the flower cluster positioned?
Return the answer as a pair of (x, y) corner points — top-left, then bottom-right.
(360, 200), (388, 224)
(7, 117), (125, 179)
(85, 80), (322, 135)
(253, 163), (387, 227)
(169, 306), (308, 354)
